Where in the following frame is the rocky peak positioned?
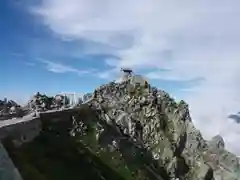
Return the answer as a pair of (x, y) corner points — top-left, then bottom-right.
(73, 76), (238, 180)
(3, 71), (240, 180)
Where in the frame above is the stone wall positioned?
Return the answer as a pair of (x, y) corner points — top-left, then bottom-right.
(0, 109), (77, 180)
(0, 117), (41, 146)
(0, 108), (78, 146)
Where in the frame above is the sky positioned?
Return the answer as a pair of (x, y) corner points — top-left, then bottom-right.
(1, 0), (240, 155)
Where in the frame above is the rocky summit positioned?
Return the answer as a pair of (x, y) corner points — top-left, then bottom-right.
(1, 72), (240, 180)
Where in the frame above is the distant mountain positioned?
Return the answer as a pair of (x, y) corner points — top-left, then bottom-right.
(228, 114), (240, 123)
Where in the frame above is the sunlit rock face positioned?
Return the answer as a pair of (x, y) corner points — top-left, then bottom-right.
(2, 71), (240, 180)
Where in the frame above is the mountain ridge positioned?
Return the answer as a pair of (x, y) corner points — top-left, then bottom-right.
(1, 72), (240, 180)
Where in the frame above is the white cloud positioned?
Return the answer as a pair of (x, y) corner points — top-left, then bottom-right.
(38, 59), (95, 75)
(32, 0), (240, 155)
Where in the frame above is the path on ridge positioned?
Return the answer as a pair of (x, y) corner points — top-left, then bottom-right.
(0, 97), (94, 129)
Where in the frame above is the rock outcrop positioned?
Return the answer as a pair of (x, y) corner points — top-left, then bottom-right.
(0, 99), (23, 120)
(26, 92), (75, 112)
(2, 73), (240, 180)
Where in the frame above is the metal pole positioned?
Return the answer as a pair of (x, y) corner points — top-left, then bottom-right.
(74, 92), (76, 105)
(64, 93), (66, 108)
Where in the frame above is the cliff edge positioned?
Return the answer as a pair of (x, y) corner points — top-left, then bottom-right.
(2, 74), (240, 180)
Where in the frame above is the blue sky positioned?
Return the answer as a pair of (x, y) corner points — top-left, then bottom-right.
(0, 1), (112, 98)
(0, 0), (195, 102)
(1, 0), (240, 154)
